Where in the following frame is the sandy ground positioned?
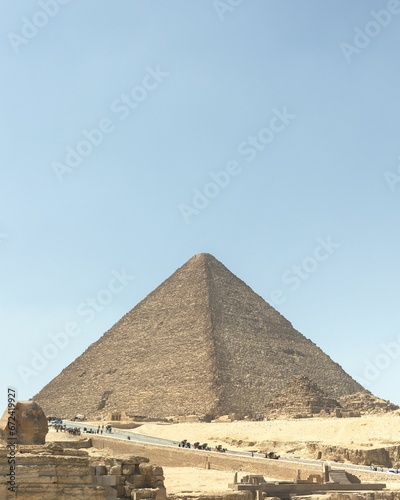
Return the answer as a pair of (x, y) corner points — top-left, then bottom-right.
(46, 417), (400, 494)
(133, 414), (400, 452)
(162, 467), (249, 494)
(46, 427), (256, 493)
(47, 427), (81, 441)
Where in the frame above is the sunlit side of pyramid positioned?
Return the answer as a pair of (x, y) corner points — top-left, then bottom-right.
(34, 253), (364, 419)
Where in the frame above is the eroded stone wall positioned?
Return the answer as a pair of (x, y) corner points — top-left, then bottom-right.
(90, 455), (166, 500)
(0, 442), (167, 500)
(307, 443), (400, 468)
(0, 444), (104, 500)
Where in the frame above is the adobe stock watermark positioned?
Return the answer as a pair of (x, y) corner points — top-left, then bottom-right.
(359, 333), (400, 386)
(339, 0), (400, 63)
(16, 268), (134, 384)
(384, 155), (400, 192)
(0, 232), (8, 243)
(8, 0), (71, 55)
(52, 65), (169, 182)
(267, 236), (340, 306)
(178, 107), (296, 224)
(213, 0), (243, 21)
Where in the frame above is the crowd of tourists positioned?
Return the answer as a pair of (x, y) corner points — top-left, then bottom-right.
(81, 424), (113, 434)
(51, 423), (81, 436)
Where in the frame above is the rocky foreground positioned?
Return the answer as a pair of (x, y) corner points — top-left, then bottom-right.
(3, 400), (400, 500)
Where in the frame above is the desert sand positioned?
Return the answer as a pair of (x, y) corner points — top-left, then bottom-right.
(132, 416), (400, 493)
(162, 467), (250, 494)
(47, 415), (400, 495)
(133, 414), (400, 452)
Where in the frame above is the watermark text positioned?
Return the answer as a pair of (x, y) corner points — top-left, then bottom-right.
(7, 387), (17, 493)
(8, 0), (71, 55)
(340, 0), (400, 63)
(213, 0), (243, 21)
(384, 155), (400, 192)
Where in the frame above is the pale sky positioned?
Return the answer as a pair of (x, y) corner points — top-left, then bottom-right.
(1, 0), (400, 413)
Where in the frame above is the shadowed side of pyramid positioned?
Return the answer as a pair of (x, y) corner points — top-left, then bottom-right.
(34, 253), (364, 419)
(202, 255), (364, 415)
(266, 376), (340, 418)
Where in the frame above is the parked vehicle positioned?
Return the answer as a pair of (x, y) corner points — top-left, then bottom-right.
(49, 418), (62, 426)
(71, 414), (86, 421)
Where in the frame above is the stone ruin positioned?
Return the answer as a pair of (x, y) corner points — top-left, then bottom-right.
(0, 443), (167, 500)
(230, 469), (387, 499)
(0, 400), (167, 499)
(90, 455), (166, 500)
(337, 391), (399, 416)
(265, 376), (340, 419)
(263, 377), (400, 420)
(0, 444), (105, 500)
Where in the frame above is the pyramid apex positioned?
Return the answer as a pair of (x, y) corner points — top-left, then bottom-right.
(191, 252), (216, 259)
(187, 252), (220, 265)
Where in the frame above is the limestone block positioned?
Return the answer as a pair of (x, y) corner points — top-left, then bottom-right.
(132, 474), (145, 488)
(132, 488), (158, 500)
(122, 455), (149, 465)
(14, 468), (93, 486)
(122, 464), (136, 475)
(104, 483), (124, 496)
(153, 466), (163, 476)
(5, 485), (106, 500)
(142, 464), (161, 477)
(124, 484), (134, 497)
(155, 485), (167, 500)
(96, 465), (108, 475)
(118, 475), (125, 486)
(93, 475), (104, 486)
(104, 486), (118, 498)
(104, 475), (118, 486)
(109, 464), (122, 475)
(57, 474), (94, 485)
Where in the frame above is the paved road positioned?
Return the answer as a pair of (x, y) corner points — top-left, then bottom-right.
(62, 420), (175, 447)
(60, 420), (398, 477)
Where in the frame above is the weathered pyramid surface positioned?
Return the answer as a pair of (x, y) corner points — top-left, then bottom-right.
(34, 253), (364, 419)
(337, 391), (399, 415)
(265, 376), (340, 418)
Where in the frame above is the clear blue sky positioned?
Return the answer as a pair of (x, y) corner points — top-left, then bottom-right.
(1, 0), (400, 413)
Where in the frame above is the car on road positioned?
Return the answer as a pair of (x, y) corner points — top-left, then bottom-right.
(49, 419), (62, 425)
(71, 414), (86, 421)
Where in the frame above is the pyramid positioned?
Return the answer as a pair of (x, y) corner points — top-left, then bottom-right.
(337, 391), (399, 415)
(34, 253), (364, 419)
(265, 376), (340, 418)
